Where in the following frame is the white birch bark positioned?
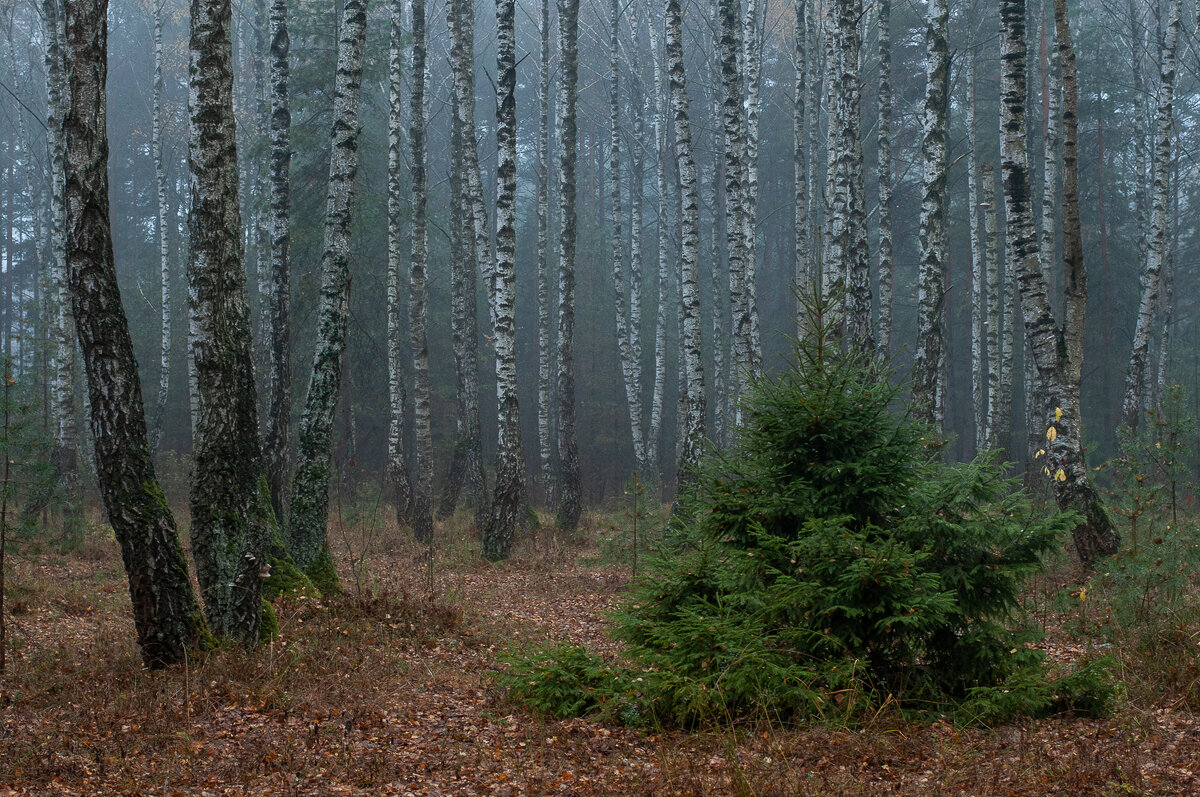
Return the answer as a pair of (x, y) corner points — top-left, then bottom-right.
(741, 0), (762, 378)
(876, 0), (894, 353)
(982, 163), (1003, 449)
(481, 0), (526, 559)
(793, 0), (807, 321)
(148, 0), (171, 455)
(535, 0), (554, 501)
(967, 36), (987, 453)
(1122, 0), (1178, 432)
(647, 18), (669, 475)
(914, 0), (948, 428)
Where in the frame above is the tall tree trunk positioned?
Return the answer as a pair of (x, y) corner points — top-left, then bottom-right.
(741, 0), (762, 376)
(1001, 0), (1120, 567)
(647, 18), (669, 475)
(63, 0), (209, 666)
(187, 0), (279, 643)
(608, 0), (645, 473)
(263, 0), (292, 523)
(793, 0), (807, 320)
(876, 0), (894, 353)
(914, 0), (948, 428)
(967, 31), (987, 454)
(481, 0), (526, 560)
(44, 0), (82, 542)
(535, 0), (554, 502)
(288, 0), (368, 593)
(555, 0), (583, 531)
(1122, 0), (1178, 433)
(665, 0), (706, 488)
(148, 0), (171, 455)
(982, 163), (1004, 449)
(439, 0), (487, 522)
(386, 0), (414, 530)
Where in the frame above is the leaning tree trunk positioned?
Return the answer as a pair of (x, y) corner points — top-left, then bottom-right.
(876, 0), (894, 354)
(63, 0), (209, 666)
(1122, 0), (1178, 433)
(665, 0), (707, 488)
(262, 0), (292, 522)
(481, 0), (526, 560)
(385, 0), (413, 530)
(555, 0), (583, 532)
(914, 0), (948, 429)
(148, 0), (171, 455)
(187, 0), (282, 644)
(535, 0), (554, 502)
(288, 0), (368, 593)
(44, 0), (82, 541)
(1001, 0), (1120, 567)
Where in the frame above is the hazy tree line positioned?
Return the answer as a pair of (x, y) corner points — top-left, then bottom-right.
(1, 0), (1199, 659)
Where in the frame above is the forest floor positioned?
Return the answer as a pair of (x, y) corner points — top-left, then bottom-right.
(1, 506), (1199, 796)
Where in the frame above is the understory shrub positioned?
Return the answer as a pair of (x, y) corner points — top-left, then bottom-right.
(501, 296), (1113, 727)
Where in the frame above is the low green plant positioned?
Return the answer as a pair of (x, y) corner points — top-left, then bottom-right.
(500, 291), (1110, 728)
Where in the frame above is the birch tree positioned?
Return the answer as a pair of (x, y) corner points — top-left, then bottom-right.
(967, 27), (987, 453)
(914, 0), (948, 428)
(876, 0), (894, 353)
(666, 0), (706, 485)
(1121, 0), (1178, 432)
(148, 0), (171, 455)
(187, 0), (278, 643)
(535, 0), (553, 500)
(262, 0), (291, 521)
(555, 0), (583, 531)
(1000, 0), (1120, 566)
(63, 0), (209, 665)
(646, 17), (669, 474)
(982, 163), (1005, 450)
(793, 0), (807, 318)
(288, 0), (368, 592)
(386, 0), (414, 531)
(481, 0), (526, 559)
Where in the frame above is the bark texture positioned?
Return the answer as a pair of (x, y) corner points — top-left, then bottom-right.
(63, 0), (209, 666)
(288, 0), (368, 592)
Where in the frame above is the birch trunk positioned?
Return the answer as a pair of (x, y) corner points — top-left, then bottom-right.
(793, 0), (807, 320)
(63, 0), (209, 665)
(1001, 0), (1120, 566)
(647, 19), (669, 474)
(386, 0), (414, 531)
(741, 0), (762, 375)
(876, 0), (893, 353)
(288, 0), (368, 593)
(967, 37), (986, 453)
(914, 0), (948, 428)
(535, 0), (554, 501)
(263, 0), (291, 522)
(481, 0), (526, 560)
(719, 0), (750, 415)
(982, 163), (1003, 449)
(44, 0), (82, 539)
(148, 0), (171, 455)
(555, 0), (583, 531)
(666, 0), (706, 486)
(438, 0), (487, 522)
(1122, 0), (1178, 433)
(187, 0), (279, 643)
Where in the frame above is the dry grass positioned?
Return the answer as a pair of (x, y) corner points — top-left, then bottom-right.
(0, 504), (1198, 795)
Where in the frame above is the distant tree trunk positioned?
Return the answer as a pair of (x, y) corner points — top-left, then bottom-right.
(646, 19), (669, 475)
(793, 0), (807, 318)
(263, 0), (292, 523)
(629, 89), (647, 471)
(555, 0), (583, 531)
(63, 0), (209, 666)
(666, 0), (706, 487)
(187, 0), (278, 644)
(607, 0), (645, 474)
(1122, 0), (1178, 433)
(1001, 0), (1120, 567)
(914, 0), (948, 428)
(439, 0), (487, 522)
(481, 0), (526, 560)
(288, 0), (368, 593)
(148, 0), (171, 455)
(876, 0), (894, 353)
(535, 0), (554, 502)
(386, 0), (413, 529)
(982, 163), (1004, 449)
(967, 34), (986, 454)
